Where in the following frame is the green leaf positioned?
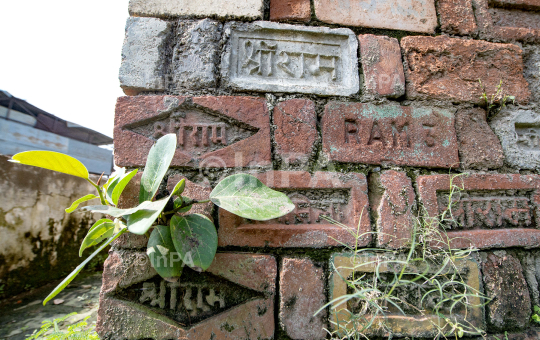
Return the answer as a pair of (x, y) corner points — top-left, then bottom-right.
(43, 228), (127, 305)
(81, 203), (156, 217)
(210, 174), (295, 221)
(79, 222), (115, 256)
(105, 176), (122, 205)
(147, 225), (183, 279)
(174, 197), (192, 213)
(171, 178), (185, 196)
(10, 151), (89, 179)
(139, 134), (177, 203)
(65, 195), (99, 213)
(126, 197), (171, 235)
(87, 218), (113, 234)
(171, 214), (217, 271)
(111, 169), (138, 206)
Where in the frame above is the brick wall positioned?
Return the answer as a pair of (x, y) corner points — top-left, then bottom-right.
(98, 0), (540, 338)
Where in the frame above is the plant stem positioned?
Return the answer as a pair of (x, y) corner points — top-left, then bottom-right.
(86, 179), (107, 205)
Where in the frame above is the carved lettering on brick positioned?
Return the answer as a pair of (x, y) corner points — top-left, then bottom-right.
(114, 95), (271, 168)
(329, 253), (483, 337)
(222, 22), (359, 96)
(473, 0), (540, 42)
(417, 174), (540, 249)
(322, 102), (459, 168)
(218, 171), (371, 248)
(97, 252), (276, 340)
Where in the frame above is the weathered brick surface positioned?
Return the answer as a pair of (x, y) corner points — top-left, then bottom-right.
(218, 171), (371, 248)
(486, 330), (540, 340)
(167, 175), (213, 219)
(270, 0), (311, 22)
(114, 95), (271, 168)
(473, 0), (540, 43)
(455, 108), (504, 170)
(417, 174), (540, 249)
(358, 34), (405, 98)
(273, 99), (318, 165)
(129, 0), (264, 19)
(321, 102), (459, 168)
(436, 0), (477, 35)
(119, 17), (171, 95)
(490, 107), (540, 170)
(370, 170), (415, 249)
(401, 36), (531, 104)
(280, 258), (326, 340)
(330, 253), (483, 337)
(97, 251), (276, 340)
(524, 45), (540, 103)
(221, 21), (359, 97)
(173, 19), (221, 90)
(313, 0), (437, 33)
(482, 251), (532, 331)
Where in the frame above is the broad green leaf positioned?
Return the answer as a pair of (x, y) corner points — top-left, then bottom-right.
(81, 202), (156, 217)
(103, 168), (125, 191)
(174, 197), (192, 213)
(171, 214), (217, 271)
(79, 222), (115, 256)
(43, 228), (127, 305)
(126, 184), (178, 235)
(87, 218), (113, 234)
(210, 174), (295, 221)
(10, 151), (89, 179)
(105, 176), (122, 205)
(171, 178), (185, 196)
(139, 134), (177, 203)
(147, 225), (183, 279)
(65, 195), (99, 213)
(111, 169), (138, 206)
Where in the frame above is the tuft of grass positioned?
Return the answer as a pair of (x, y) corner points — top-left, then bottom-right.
(479, 79), (515, 118)
(25, 313), (99, 340)
(318, 174), (490, 340)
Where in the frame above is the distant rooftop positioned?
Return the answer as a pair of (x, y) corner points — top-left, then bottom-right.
(0, 90), (113, 146)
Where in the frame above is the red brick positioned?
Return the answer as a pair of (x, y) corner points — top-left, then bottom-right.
(474, 0), (540, 43)
(436, 0), (477, 35)
(280, 258), (326, 340)
(401, 36), (531, 104)
(167, 175), (213, 220)
(218, 171), (371, 248)
(358, 34), (405, 98)
(417, 174), (540, 249)
(114, 95), (271, 168)
(321, 102), (459, 168)
(455, 108), (504, 170)
(97, 251), (276, 340)
(370, 170), (415, 249)
(273, 99), (317, 165)
(482, 252), (531, 331)
(270, 0), (311, 22)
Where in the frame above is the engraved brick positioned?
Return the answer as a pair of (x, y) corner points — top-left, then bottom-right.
(218, 171), (371, 248)
(173, 19), (221, 90)
(401, 36), (531, 104)
(321, 102), (459, 168)
(436, 0), (477, 35)
(370, 170), (415, 249)
(482, 251), (531, 331)
(490, 107), (540, 170)
(119, 17), (172, 95)
(473, 0), (540, 43)
(280, 258), (326, 340)
(358, 34), (405, 98)
(455, 108), (504, 170)
(167, 175), (213, 219)
(273, 99), (317, 165)
(329, 253), (483, 337)
(270, 0), (311, 22)
(314, 0), (437, 33)
(417, 174), (540, 249)
(129, 0), (264, 19)
(97, 251), (276, 340)
(114, 95), (271, 169)
(221, 21), (359, 96)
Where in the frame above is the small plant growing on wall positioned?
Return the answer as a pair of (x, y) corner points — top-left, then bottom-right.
(9, 133), (295, 305)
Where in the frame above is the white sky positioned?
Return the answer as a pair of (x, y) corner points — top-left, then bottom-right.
(0, 0), (131, 138)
